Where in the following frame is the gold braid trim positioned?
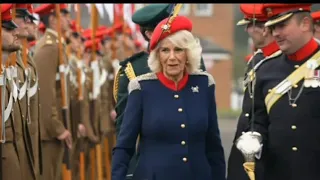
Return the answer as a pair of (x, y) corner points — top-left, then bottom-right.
(113, 68), (121, 102)
(124, 62), (137, 81)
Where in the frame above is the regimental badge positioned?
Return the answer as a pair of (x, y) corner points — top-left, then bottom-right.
(161, 24), (171, 33)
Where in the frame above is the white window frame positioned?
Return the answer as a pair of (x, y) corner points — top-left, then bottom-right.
(179, 4), (191, 16)
(194, 4), (213, 17)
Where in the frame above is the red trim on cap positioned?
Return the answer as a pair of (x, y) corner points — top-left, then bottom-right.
(288, 38), (319, 61)
(261, 41), (279, 56)
(157, 72), (189, 91)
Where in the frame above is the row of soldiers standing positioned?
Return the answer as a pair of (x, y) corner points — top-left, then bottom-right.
(1, 3), (144, 180)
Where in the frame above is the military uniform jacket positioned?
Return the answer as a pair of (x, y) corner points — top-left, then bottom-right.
(27, 51), (42, 177)
(99, 55), (114, 135)
(253, 39), (320, 180)
(34, 28), (71, 140)
(2, 66), (23, 180)
(112, 71), (226, 180)
(227, 41), (280, 180)
(114, 51), (150, 135)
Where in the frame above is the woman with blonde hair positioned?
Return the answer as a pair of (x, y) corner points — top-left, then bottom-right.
(112, 15), (226, 180)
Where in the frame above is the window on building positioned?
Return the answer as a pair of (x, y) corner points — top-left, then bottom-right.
(179, 4), (191, 16)
(194, 4), (213, 17)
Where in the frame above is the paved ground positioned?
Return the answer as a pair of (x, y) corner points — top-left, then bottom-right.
(218, 119), (238, 162)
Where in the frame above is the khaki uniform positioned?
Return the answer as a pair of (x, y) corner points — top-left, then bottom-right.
(68, 54), (85, 180)
(15, 52), (36, 180)
(34, 28), (71, 180)
(100, 55), (116, 178)
(27, 50), (42, 179)
(2, 66), (23, 180)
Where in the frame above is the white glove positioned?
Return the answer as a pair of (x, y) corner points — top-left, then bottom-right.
(236, 131), (263, 159)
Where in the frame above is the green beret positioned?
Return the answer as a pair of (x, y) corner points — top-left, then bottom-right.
(132, 4), (171, 28)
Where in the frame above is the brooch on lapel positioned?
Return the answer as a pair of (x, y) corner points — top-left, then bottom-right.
(191, 86), (199, 93)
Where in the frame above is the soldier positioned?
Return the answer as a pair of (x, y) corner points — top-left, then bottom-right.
(33, 4), (72, 180)
(227, 4), (281, 180)
(65, 20), (89, 180)
(18, 3), (43, 180)
(1, 4), (24, 180)
(311, 11), (320, 42)
(12, 3), (38, 180)
(236, 3), (320, 180)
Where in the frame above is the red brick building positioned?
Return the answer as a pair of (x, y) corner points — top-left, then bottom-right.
(180, 4), (234, 110)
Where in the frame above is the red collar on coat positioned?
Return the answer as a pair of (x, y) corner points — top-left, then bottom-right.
(261, 41), (279, 57)
(157, 72), (189, 91)
(288, 38), (319, 61)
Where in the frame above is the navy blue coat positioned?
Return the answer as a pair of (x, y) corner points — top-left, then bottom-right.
(112, 71), (226, 180)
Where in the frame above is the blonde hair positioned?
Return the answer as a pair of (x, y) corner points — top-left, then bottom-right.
(148, 30), (202, 73)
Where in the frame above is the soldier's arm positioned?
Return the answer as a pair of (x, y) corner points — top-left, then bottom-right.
(112, 79), (142, 180)
(114, 67), (129, 136)
(100, 76), (112, 134)
(34, 45), (66, 138)
(206, 77), (226, 180)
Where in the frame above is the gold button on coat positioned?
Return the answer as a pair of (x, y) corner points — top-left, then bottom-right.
(291, 125), (297, 130)
(181, 141), (186, 145)
(174, 94), (179, 98)
(181, 124), (186, 128)
(292, 147), (298, 151)
(178, 108), (183, 112)
(182, 157), (187, 162)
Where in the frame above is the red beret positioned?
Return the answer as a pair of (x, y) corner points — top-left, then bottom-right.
(34, 4), (68, 16)
(261, 4), (312, 27)
(98, 25), (108, 31)
(149, 15), (192, 51)
(70, 20), (83, 33)
(237, 4), (269, 26)
(312, 11), (320, 23)
(85, 38), (102, 51)
(1, 4), (14, 21)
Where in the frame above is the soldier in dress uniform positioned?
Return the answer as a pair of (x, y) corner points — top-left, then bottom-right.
(65, 19), (87, 180)
(311, 11), (320, 42)
(236, 4), (320, 180)
(24, 4), (43, 180)
(12, 4), (38, 180)
(1, 4), (24, 180)
(227, 4), (281, 180)
(32, 4), (73, 180)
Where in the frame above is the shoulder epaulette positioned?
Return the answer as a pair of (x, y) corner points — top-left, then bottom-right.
(120, 51), (148, 66)
(191, 71), (215, 87)
(128, 72), (157, 94)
